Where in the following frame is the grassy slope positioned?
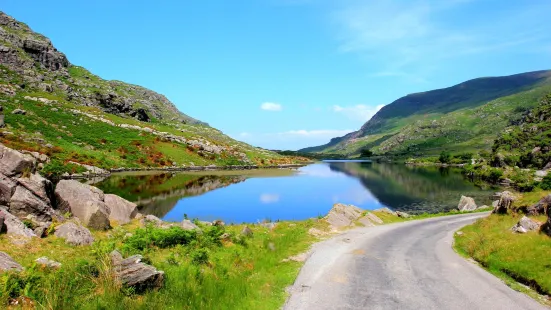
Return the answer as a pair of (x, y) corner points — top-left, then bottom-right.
(0, 65), (305, 173)
(304, 73), (551, 158)
(454, 190), (551, 305)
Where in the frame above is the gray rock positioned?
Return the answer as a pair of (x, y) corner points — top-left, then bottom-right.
(458, 196), (477, 212)
(104, 194), (137, 225)
(0, 208), (36, 237)
(544, 162), (551, 170)
(511, 216), (540, 233)
(142, 214), (168, 228)
(374, 207), (397, 215)
(55, 180), (110, 230)
(493, 191), (514, 214)
(364, 212), (383, 224)
(325, 203), (365, 229)
(0, 144), (36, 177)
(259, 222), (277, 230)
(181, 219), (200, 231)
(54, 222), (94, 246)
(17, 173), (53, 203)
(527, 195), (551, 216)
(396, 211), (410, 218)
(11, 109), (26, 115)
(0, 172), (16, 205)
(0, 251), (22, 272)
(241, 226), (253, 237)
(110, 250), (164, 292)
(9, 185), (53, 222)
(35, 257), (61, 269)
(535, 170), (548, 178)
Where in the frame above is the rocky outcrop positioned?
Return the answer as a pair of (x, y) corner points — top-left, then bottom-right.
(511, 216), (541, 233)
(325, 203), (383, 229)
(110, 250), (164, 292)
(0, 208), (36, 237)
(457, 196), (477, 212)
(181, 219), (200, 231)
(527, 194), (551, 216)
(54, 222), (94, 246)
(55, 180), (110, 230)
(0, 172), (16, 205)
(9, 183), (53, 222)
(0, 144), (35, 177)
(104, 194), (137, 225)
(0, 251), (22, 272)
(493, 191), (515, 214)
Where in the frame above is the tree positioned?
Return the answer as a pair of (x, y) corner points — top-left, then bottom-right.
(439, 151), (451, 164)
(360, 149), (373, 158)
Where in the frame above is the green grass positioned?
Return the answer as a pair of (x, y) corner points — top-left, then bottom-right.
(454, 214), (551, 304)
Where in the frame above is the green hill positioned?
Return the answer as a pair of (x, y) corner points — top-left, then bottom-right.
(0, 12), (300, 174)
(301, 70), (551, 157)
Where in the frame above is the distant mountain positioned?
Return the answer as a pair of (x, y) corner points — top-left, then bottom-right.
(301, 70), (551, 156)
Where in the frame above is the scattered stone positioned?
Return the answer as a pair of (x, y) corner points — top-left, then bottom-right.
(456, 231), (464, 236)
(396, 211), (410, 218)
(11, 109), (26, 115)
(535, 170), (548, 178)
(181, 219), (200, 231)
(544, 162), (551, 170)
(458, 196), (477, 212)
(511, 216), (541, 233)
(259, 222), (277, 230)
(142, 215), (171, 228)
(241, 226), (253, 237)
(0, 251), (22, 272)
(0, 208), (36, 237)
(110, 250), (164, 292)
(33, 224), (49, 238)
(268, 242), (276, 251)
(104, 194), (137, 225)
(527, 195), (551, 216)
(219, 233), (231, 241)
(212, 220), (225, 227)
(35, 257), (61, 269)
(493, 191), (515, 214)
(282, 252), (310, 263)
(54, 222), (94, 246)
(54, 180), (110, 230)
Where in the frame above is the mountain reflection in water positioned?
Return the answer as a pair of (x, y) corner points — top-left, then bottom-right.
(93, 162), (496, 223)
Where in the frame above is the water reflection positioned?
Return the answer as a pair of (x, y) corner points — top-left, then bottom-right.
(92, 162), (495, 223)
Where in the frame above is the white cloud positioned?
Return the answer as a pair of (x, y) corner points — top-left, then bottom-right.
(332, 104), (385, 122)
(260, 194), (280, 204)
(261, 102), (282, 111)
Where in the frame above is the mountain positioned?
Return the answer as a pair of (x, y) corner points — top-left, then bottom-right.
(301, 70), (551, 157)
(0, 11), (300, 174)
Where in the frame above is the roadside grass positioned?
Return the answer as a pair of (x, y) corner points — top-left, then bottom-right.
(0, 220), (318, 309)
(454, 214), (551, 305)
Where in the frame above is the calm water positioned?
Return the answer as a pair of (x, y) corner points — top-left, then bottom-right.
(92, 162), (496, 223)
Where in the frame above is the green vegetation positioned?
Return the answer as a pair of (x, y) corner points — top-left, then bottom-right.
(0, 219), (322, 309)
(301, 71), (551, 159)
(454, 214), (551, 301)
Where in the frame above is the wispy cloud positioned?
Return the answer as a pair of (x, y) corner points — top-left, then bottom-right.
(260, 194), (280, 204)
(333, 104), (384, 122)
(331, 0), (551, 81)
(261, 102), (282, 111)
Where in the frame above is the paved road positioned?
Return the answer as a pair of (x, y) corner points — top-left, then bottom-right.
(284, 213), (546, 310)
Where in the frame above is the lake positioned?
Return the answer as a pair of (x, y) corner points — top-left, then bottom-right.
(92, 161), (496, 224)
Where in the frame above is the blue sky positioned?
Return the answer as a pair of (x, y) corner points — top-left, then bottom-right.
(3, 0), (551, 150)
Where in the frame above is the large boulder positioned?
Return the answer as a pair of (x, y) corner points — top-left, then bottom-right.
(458, 196), (477, 212)
(0, 252), (22, 272)
(527, 194), (551, 216)
(104, 194), (138, 225)
(110, 250), (164, 292)
(0, 172), (16, 205)
(0, 208), (36, 237)
(16, 173), (53, 203)
(0, 144), (36, 177)
(511, 216), (541, 233)
(54, 180), (110, 230)
(9, 185), (53, 222)
(54, 222), (94, 246)
(493, 191), (515, 214)
(325, 203), (364, 229)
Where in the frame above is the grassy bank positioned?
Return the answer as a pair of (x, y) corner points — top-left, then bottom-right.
(454, 191), (551, 305)
(0, 207), (486, 309)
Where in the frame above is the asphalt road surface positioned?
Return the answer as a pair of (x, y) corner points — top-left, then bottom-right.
(284, 213), (546, 310)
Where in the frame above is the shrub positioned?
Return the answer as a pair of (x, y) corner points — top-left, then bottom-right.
(510, 169), (537, 192)
(540, 174), (551, 190)
(439, 151), (451, 164)
(123, 226), (197, 252)
(190, 248), (209, 265)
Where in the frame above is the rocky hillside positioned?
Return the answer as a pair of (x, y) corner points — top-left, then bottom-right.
(302, 70), (551, 157)
(0, 12), (304, 173)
